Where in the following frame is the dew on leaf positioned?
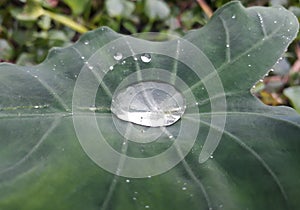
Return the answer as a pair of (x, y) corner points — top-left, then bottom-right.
(140, 53), (151, 63)
(113, 52), (123, 61)
(109, 66), (114, 71)
(89, 106), (97, 111)
(182, 187), (187, 191)
(84, 41), (89, 45)
(111, 81), (186, 127)
(226, 44), (229, 48)
(126, 179), (130, 183)
(232, 15), (236, 19)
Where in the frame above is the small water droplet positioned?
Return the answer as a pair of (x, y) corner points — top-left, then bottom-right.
(133, 197), (137, 201)
(140, 53), (151, 63)
(274, 20), (277, 24)
(168, 135), (173, 139)
(89, 106), (97, 111)
(182, 187), (187, 190)
(88, 65), (94, 70)
(248, 64), (252, 67)
(133, 56), (138, 61)
(226, 44), (229, 48)
(114, 52), (123, 61)
(232, 15), (236, 19)
(81, 56), (85, 60)
(84, 41), (89, 45)
(247, 54), (251, 57)
(259, 79), (264, 82)
(109, 66), (114, 71)
(210, 155), (214, 159)
(147, 176), (152, 178)
(126, 179), (130, 183)
(257, 13), (264, 24)
(145, 205), (150, 209)
(34, 75), (38, 78)
(111, 82), (185, 127)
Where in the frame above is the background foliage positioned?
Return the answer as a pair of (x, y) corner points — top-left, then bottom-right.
(0, 0), (300, 111)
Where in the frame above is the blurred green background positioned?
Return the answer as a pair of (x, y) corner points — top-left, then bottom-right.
(0, 0), (299, 112)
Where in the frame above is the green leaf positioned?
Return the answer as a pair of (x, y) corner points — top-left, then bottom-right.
(0, 2), (300, 210)
(284, 86), (300, 113)
(62, 0), (91, 16)
(0, 39), (13, 61)
(16, 52), (36, 65)
(145, 0), (170, 20)
(10, 2), (44, 21)
(105, 0), (135, 18)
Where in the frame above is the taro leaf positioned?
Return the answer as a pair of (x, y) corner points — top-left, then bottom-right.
(1, 2), (300, 210)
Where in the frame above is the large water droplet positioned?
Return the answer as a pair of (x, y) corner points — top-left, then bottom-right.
(114, 52), (123, 61)
(111, 82), (185, 127)
(140, 53), (151, 63)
